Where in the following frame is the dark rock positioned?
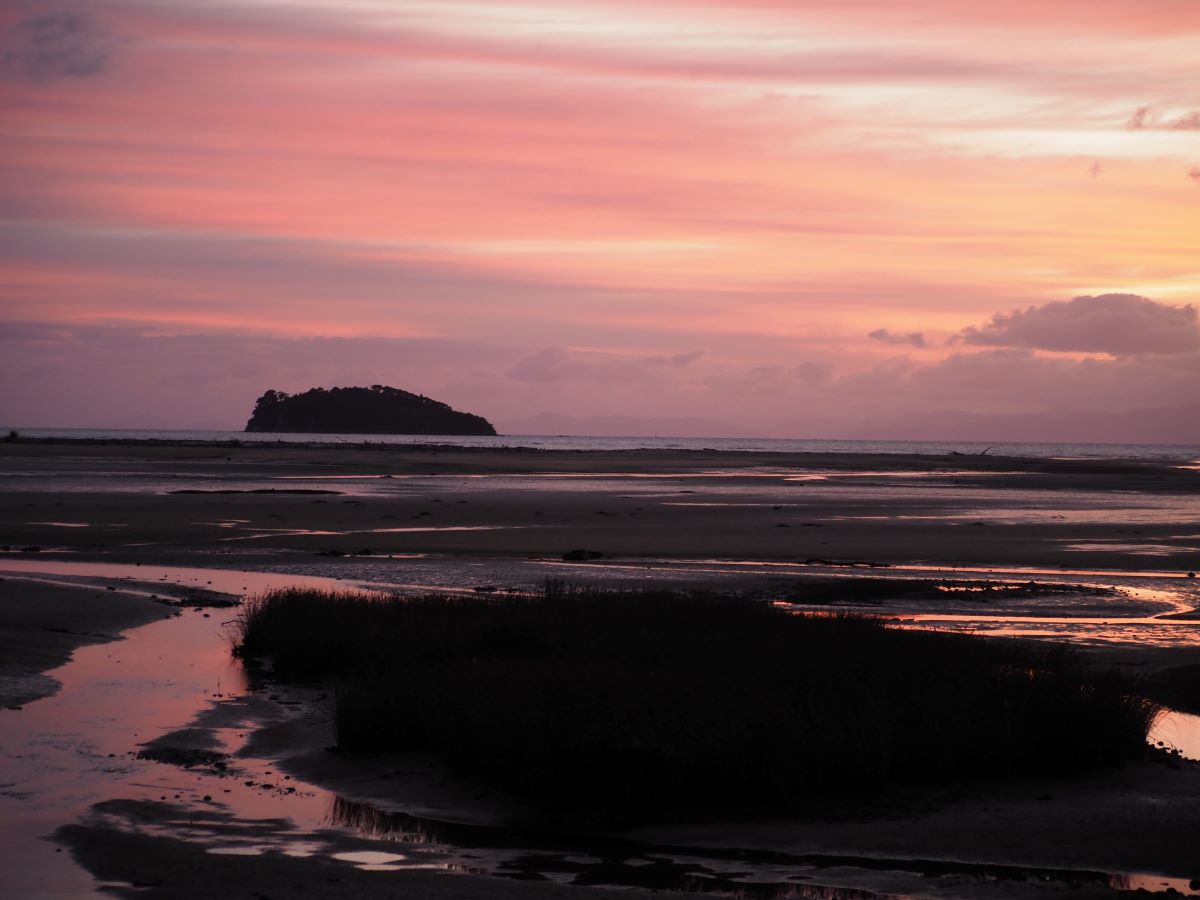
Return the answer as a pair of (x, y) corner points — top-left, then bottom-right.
(136, 746), (230, 770)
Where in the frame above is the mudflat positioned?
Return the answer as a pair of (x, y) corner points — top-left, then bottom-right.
(2, 439), (1199, 899)
(0, 580), (174, 707)
(3, 439), (1198, 572)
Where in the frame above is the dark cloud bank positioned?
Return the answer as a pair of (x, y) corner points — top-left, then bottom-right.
(868, 328), (926, 348)
(956, 293), (1200, 355)
(1, 11), (111, 81)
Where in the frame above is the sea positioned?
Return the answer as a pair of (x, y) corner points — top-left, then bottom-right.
(6, 427), (1200, 463)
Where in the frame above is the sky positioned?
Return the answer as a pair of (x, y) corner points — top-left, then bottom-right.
(1, 0), (1198, 441)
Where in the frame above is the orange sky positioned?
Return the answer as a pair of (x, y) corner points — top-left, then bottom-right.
(1, 0), (1198, 440)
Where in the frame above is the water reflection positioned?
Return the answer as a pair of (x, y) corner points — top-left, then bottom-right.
(326, 795), (890, 897)
(0, 612), (251, 898)
(1149, 710), (1200, 761)
(0, 558), (364, 596)
(328, 795), (447, 845)
(1111, 873), (1200, 894)
(324, 795), (1200, 898)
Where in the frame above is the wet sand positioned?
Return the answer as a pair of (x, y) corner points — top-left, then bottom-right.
(2, 440), (1199, 898)
(633, 762), (1200, 886)
(0, 580), (171, 708)
(57, 824), (670, 900)
(3, 439), (1199, 570)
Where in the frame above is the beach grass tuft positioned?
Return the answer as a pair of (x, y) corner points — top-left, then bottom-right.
(234, 583), (1159, 822)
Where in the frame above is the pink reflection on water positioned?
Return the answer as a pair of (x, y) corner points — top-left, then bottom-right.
(0, 559), (360, 595)
(1061, 541), (1193, 557)
(216, 525), (523, 542)
(0, 611), (249, 897)
(1149, 710), (1200, 761)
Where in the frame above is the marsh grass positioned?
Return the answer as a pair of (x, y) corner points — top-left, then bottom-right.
(234, 582), (1158, 821)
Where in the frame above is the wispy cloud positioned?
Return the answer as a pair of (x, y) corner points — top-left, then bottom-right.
(869, 328), (926, 348)
(1126, 106), (1200, 131)
(1, 11), (111, 82)
(955, 294), (1200, 356)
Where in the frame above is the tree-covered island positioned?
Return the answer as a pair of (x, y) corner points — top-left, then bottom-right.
(244, 385), (497, 435)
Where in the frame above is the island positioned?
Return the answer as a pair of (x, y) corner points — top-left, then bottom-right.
(243, 385), (497, 435)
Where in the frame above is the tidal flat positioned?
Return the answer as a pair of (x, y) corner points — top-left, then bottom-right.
(1, 439), (1199, 899)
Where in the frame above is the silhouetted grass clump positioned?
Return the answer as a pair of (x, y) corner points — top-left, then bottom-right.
(234, 583), (1158, 821)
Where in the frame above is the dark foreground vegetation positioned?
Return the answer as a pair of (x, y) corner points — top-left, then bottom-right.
(234, 584), (1158, 822)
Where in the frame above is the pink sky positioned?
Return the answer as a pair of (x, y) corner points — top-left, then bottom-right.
(1, 0), (1198, 441)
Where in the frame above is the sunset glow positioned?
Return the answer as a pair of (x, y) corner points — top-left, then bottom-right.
(2, 0), (1198, 439)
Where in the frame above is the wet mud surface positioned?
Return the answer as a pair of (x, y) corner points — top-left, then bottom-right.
(2, 444), (1199, 897)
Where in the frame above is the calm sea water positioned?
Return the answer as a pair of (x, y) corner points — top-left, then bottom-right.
(6, 427), (1200, 463)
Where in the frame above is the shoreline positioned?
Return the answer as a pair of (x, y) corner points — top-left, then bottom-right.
(0, 579), (176, 708)
(8, 430), (1200, 454)
(7, 431), (1200, 460)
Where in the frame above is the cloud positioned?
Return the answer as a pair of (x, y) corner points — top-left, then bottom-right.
(4, 319), (1198, 442)
(1167, 112), (1200, 130)
(508, 347), (621, 383)
(1189, 167), (1200, 183)
(703, 359), (835, 396)
(0, 322), (514, 428)
(1126, 106), (1200, 130)
(644, 350), (704, 368)
(1126, 106), (1150, 130)
(869, 328), (926, 348)
(1, 11), (111, 81)
(956, 293), (1200, 355)
(904, 346), (1200, 415)
(793, 361), (835, 383)
(506, 346), (704, 383)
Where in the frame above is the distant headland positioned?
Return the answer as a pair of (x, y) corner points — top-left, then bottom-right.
(244, 386), (497, 435)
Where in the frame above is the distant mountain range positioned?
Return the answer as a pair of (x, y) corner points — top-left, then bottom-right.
(245, 386), (496, 436)
(839, 402), (1200, 445)
(501, 404), (1199, 444)
(497, 412), (757, 438)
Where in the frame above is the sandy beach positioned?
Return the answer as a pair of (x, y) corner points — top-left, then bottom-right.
(2, 440), (1199, 899)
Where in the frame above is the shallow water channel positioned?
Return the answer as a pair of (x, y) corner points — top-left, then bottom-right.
(1, 560), (1199, 898)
